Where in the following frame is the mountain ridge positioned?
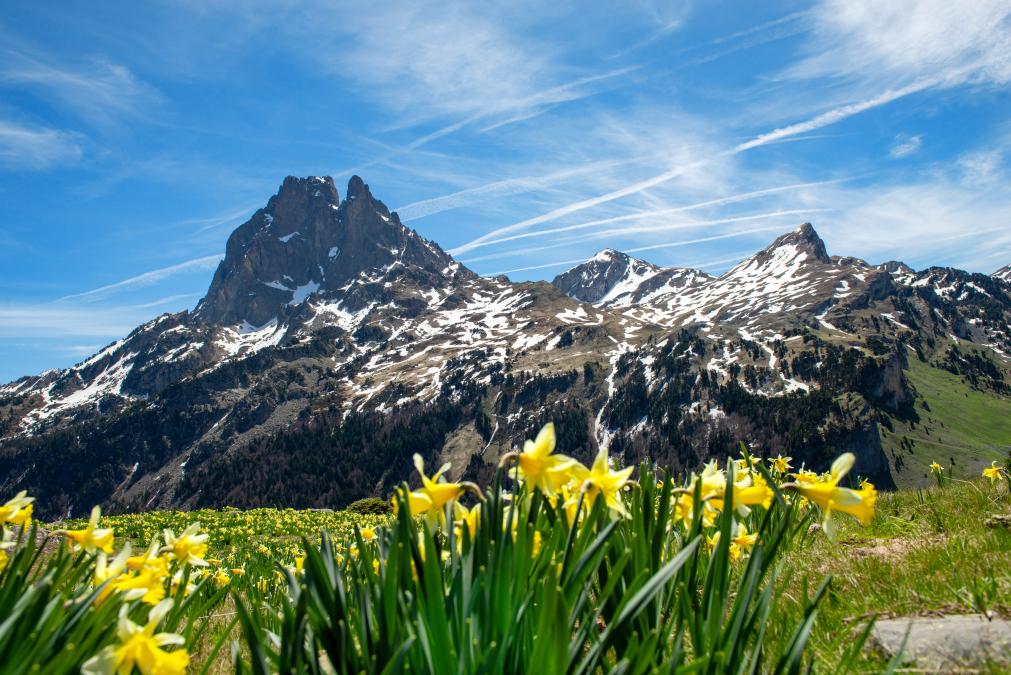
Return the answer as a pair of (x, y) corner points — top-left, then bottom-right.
(2, 176), (1010, 518)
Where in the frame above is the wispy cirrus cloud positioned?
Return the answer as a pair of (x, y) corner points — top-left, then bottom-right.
(958, 148), (1005, 184)
(0, 118), (83, 169)
(791, 0), (1011, 89)
(0, 45), (159, 126)
(394, 158), (643, 222)
(450, 83), (925, 257)
(461, 179), (847, 251)
(889, 134), (923, 159)
(461, 209), (830, 266)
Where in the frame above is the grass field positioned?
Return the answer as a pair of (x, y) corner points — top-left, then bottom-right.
(5, 407), (1009, 674)
(882, 357), (1011, 488)
(33, 473), (1010, 672)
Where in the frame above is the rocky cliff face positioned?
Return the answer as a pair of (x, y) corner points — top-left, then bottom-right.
(196, 175), (470, 327)
(2, 179), (1009, 518)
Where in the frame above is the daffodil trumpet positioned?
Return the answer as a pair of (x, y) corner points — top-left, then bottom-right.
(780, 453), (876, 538)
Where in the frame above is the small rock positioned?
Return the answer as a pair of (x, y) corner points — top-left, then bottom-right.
(983, 514), (1011, 529)
(870, 614), (1011, 669)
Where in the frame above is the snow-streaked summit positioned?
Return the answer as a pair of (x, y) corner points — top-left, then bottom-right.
(552, 248), (665, 304)
(195, 175), (470, 326)
(552, 222), (878, 331)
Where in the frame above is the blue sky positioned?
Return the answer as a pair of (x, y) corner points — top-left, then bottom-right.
(1, 0), (1010, 382)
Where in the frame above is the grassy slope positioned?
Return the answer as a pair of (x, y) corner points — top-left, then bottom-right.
(772, 478), (1011, 670)
(881, 357), (1011, 489)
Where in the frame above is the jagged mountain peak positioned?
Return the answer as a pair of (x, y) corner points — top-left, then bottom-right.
(553, 248), (662, 304)
(278, 174), (340, 201)
(590, 248), (633, 262)
(994, 264), (1011, 283)
(194, 175), (470, 326)
(758, 222), (831, 264)
(879, 260), (915, 275)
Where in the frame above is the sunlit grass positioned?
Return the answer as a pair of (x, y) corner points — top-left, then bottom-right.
(3, 424), (1007, 673)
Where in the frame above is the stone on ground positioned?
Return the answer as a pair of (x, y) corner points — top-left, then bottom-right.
(870, 614), (1011, 669)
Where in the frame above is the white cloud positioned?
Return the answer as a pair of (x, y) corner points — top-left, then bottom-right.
(394, 158), (641, 222)
(889, 134), (923, 159)
(958, 148), (1004, 184)
(804, 179), (1011, 272)
(0, 47), (158, 125)
(462, 179), (847, 250)
(733, 80), (933, 152)
(325, 2), (636, 137)
(451, 84), (922, 257)
(794, 0), (1011, 88)
(0, 119), (83, 169)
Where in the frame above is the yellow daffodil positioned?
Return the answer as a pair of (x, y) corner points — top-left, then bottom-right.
(793, 469), (819, 484)
(573, 447), (634, 518)
(732, 522), (758, 553)
(398, 455), (480, 525)
(507, 423), (580, 496)
(689, 461), (772, 518)
(929, 461), (943, 474)
(126, 538), (163, 571)
(95, 542), (168, 606)
(453, 503), (480, 539)
(0, 491), (33, 528)
(94, 546), (130, 594)
(111, 558), (169, 606)
(983, 461), (1003, 483)
(162, 523), (209, 567)
(0, 529), (16, 571)
(550, 484), (583, 524)
(786, 453), (875, 538)
(673, 494), (695, 528)
(772, 455), (793, 474)
(360, 526), (377, 542)
(81, 600), (188, 675)
(212, 569), (230, 587)
(170, 570), (196, 597)
(707, 522), (757, 561)
(732, 472), (774, 515)
(61, 506), (115, 554)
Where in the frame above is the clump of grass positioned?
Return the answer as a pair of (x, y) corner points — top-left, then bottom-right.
(772, 477), (1011, 669)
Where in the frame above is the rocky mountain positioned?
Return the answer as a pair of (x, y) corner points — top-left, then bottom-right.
(2, 177), (1010, 518)
(995, 264), (1011, 284)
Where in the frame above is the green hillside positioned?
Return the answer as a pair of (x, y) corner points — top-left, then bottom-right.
(883, 356), (1011, 489)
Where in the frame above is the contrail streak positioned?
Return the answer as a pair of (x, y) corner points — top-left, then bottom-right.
(451, 81), (933, 257)
(467, 180), (846, 249)
(57, 254), (224, 302)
